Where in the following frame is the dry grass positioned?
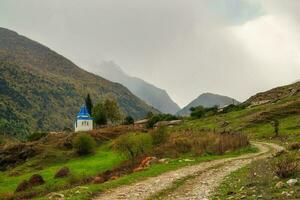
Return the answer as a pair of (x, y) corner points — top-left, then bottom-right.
(154, 131), (250, 158)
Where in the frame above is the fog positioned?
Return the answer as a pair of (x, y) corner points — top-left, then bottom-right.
(1, 0), (300, 107)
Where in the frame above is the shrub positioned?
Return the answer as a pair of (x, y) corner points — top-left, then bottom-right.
(55, 166), (70, 178)
(146, 114), (178, 128)
(172, 136), (192, 154)
(123, 116), (134, 125)
(114, 132), (152, 161)
(288, 142), (300, 151)
(73, 133), (96, 155)
(151, 127), (169, 146)
(190, 106), (218, 119)
(26, 132), (47, 141)
(273, 153), (299, 178)
(160, 132), (249, 157)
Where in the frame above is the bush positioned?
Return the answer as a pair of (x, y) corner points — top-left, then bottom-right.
(146, 114), (178, 128)
(155, 132), (250, 157)
(73, 133), (96, 155)
(26, 132), (47, 141)
(190, 106), (218, 119)
(123, 116), (134, 125)
(288, 142), (300, 151)
(173, 137), (192, 153)
(114, 132), (152, 160)
(273, 153), (299, 178)
(151, 127), (169, 146)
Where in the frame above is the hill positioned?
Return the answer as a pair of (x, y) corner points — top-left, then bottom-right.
(87, 61), (180, 114)
(177, 93), (240, 116)
(174, 82), (300, 140)
(0, 28), (157, 137)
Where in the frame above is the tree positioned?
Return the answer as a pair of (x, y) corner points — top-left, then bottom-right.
(92, 98), (123, 126)
(271, 119), (280, 137)
(124, 116), (134, 125)
(104, 99), (122, 124)
(92, 102), (107, 126)
(85, 94), (93, 116)
(190, 106), (206, 118)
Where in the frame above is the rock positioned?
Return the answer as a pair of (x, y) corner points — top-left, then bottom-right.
(15, 180), (31, 192)
(140, 156), (158, 168)
(275, 181), (285, 189)
(93, 176), (105, 184)
(48, 192), (65, 199)
(109, 176), (119, 180)
(54, 167), (70, 178)
(287, 179), (298, 186)
(0, 143), (37, 171)
(281, 191), (291, 197)
(158, 158), (169, 164)
(133, 167), (144, 172)
(28, 174), (45, 186)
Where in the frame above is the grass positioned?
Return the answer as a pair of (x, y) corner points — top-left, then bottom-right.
(0, 143), (125, 197)
(35, 146), (258, 200)
(213, 158), (300, 200)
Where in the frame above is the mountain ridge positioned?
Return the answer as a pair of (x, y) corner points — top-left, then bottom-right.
(0, 27), (158, 137)
(177, 92), (240, 116)
(87, 61), (180, 114)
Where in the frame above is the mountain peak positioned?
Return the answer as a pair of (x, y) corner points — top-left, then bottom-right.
(88, 61), (181, 114)
(177, 93), (240, 116)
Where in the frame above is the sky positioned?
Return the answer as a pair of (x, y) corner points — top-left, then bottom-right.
(1, 0), (300, 107)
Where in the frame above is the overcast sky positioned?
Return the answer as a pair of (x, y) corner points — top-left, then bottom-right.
(1, 0), (300, 107)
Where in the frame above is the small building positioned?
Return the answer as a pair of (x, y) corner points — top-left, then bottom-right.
(75, 106), (93, 132)
(134, 119), (149, 128)
(154, 120), (182, 128)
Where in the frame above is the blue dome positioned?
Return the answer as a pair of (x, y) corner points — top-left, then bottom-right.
(77, 106), (93, 120)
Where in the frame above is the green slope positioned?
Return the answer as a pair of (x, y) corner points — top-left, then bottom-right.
(0, 28), (158, 137)
(174, 82), (300, 140)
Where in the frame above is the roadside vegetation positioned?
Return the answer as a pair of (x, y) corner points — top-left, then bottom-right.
(0, 124), (253, 200)
(213, 150), (300, 199)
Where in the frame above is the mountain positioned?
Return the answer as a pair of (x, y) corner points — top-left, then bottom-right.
(246, 81), (300, 105)
(0, 28), (157, 137)
(87, 61), (180, 114)
(177, 93), (240, 116)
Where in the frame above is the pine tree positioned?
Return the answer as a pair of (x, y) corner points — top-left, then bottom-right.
(85, 94), (93, 116)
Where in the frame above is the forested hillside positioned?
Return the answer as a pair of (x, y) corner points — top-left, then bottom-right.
(0, 28), (157, 137)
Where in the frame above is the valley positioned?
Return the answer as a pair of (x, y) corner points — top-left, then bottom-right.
(0, 22), (300, 200)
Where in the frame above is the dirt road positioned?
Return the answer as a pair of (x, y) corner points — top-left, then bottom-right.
(93, 142), (283, 200)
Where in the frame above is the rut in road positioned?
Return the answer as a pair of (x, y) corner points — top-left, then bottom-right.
(93, 143), (283, 200)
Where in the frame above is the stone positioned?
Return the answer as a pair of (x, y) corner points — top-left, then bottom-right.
(158, 158), (169, 164)
(15, 180), (31, 192)
(281, 191), (291, 197)
(275, 181), (285, 189)
(28, 174), (45, 186)
(133, 167), (144, 172)
(54, 167), (70, 178)
(93, 176), (105, 184)
(48, 192), (65, 199)
(287, 179), (298, 186)
(109, 176), (119, 180)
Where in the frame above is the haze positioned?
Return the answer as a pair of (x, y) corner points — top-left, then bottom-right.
(1, 0), (300, 107)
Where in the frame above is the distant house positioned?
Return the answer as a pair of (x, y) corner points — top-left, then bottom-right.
(75, 106), (93, 132)
(134, 119), (149, 128)
(154, 120), (182, 128)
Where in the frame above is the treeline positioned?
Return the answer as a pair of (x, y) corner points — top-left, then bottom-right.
(189, 103), (249, 119)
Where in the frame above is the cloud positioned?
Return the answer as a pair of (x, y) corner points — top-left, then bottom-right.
(0, 0), (299, 107)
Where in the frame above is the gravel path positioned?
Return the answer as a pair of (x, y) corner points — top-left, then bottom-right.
(93, 142), (283, 200)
